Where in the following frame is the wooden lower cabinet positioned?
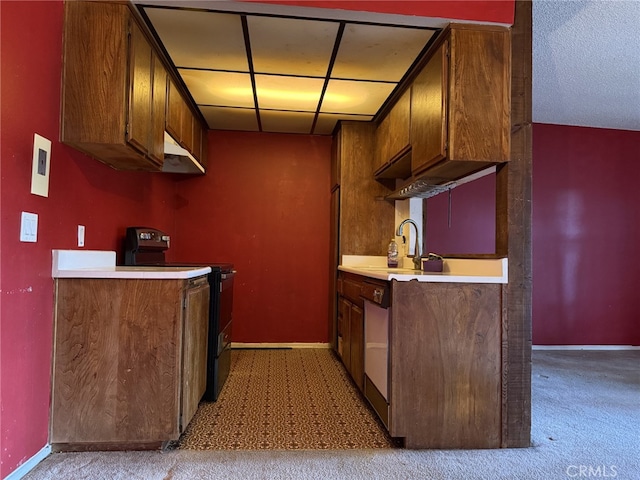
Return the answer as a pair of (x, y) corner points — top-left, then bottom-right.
(337, 271), (503, 449)
(389, 281), (502, 449)
(337, 273), (366, 391)
(50, 276), (209, 450)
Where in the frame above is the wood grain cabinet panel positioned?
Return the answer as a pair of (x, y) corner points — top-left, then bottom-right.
(338, 297), (352, 372)
(334, 122), (395, 258)
(50, 276), (209, 450)
(61, 2), (161, 171)
(166, 78), (207, 169)
(389, 281), (502, 448)
(330, 122), (395, 351)
(127, 21), (154, 160)
(375, 89), (411, 174)
(337, 272), (503, 449)
(349, 304), (364, 391)
(410, 41), (447, 175)
(180, 280), (210, 430)
(150, 53), (167, 165)
(411, 26), (511, 181)
(61, 1), (207, 173)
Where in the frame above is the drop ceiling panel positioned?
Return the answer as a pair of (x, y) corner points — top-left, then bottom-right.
(321, 79), (396, 115)
(260, 110), (315, 134)
(255, 75), (324, 111)
(142, 6), (439, 134)
(248, 16), (339, 77)
(179, 69), (255, 108)
(314, 113), (373, 135)
(332, 24), (435, 81)
(200, 106), (259, 131)
(144, 8), (248, 71)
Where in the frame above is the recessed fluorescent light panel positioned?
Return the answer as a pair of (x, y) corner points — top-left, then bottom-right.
(142, 6), (438, 134)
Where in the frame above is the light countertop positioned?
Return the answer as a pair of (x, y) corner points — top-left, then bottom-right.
(338, 255), (508, 284)
(52, 250), (211, 279)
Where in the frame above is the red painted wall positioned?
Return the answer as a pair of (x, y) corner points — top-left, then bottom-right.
(242, 1), (515, 24)
(173, 131), (332, 344)
(427, 124), (640, 345)
(532, 124), (640, 346)
(0, 2), (177, 477)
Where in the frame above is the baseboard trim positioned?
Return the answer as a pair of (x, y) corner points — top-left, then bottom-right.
(5, 444), (51, 480)
(231, 342), (330, 349)
(533, 345), (640, 351)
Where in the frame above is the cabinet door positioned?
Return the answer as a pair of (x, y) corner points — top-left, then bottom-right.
(411, 41), (448, 176)
(127, 20), (153, 157)
(387, 89), (411, 161)
(166, 78), (182, 144)
(338, 297), (352, 372)
(374, 114), (391, 173)
(181, 280), (210, 431)
(349, 304), (364, 391)
(149, 53), (166, 166)
(181, 105), (195, 153)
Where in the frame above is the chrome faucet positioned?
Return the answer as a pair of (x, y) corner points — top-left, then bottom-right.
(396, 219), (422, 270)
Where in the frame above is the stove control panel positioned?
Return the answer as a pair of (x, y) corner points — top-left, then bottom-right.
(125, 227), (170, 251)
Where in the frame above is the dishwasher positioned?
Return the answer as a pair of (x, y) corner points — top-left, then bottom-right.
(361, 280), (391, 429)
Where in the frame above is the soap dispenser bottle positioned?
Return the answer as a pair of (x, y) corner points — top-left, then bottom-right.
(387, 238), (399, 268)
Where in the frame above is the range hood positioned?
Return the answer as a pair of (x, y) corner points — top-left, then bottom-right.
(162, 132), (205, 174)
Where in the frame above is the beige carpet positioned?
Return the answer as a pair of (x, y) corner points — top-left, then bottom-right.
(21, 350), (640, 479)
(178, 348), (396, 450)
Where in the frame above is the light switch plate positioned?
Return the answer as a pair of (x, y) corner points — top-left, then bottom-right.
(78, 225), (85, 247)
(20, 212), (38, 242)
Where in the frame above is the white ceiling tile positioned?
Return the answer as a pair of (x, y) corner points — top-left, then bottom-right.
(321, 79), (396, 115)
(255, 75), (324, 111)
(200, 106), (259, 131)
(260, 110), (316, 134)
(332, 24), (435, 81)
(314, 114), (373, 135)
(144, 8), (248, 71)
(247, 16), (339, 77)
(179, 69), (255, 108)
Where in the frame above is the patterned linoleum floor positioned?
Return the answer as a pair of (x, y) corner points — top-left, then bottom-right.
(178, 348), (397, 450)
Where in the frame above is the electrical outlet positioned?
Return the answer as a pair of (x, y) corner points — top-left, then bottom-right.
(78, 225), (85, 247)
(20, 212), (38, 242)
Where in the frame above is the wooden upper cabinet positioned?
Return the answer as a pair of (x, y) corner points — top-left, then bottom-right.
(150, 53), (167, 165)
(375, 88), (411, 174)
(411, 26), (511, 180)
(166, 78), (207, 169)
(166, 78), (183, 144)
(410, 41), (448, 176)
(60, 2), (162, 171)
(127, 21), (154, 160)
(167, 77), (194, 152)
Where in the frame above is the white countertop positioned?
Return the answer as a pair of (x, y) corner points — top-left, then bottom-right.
(339, 255), (508, 284)
(52, 250), (211, 279)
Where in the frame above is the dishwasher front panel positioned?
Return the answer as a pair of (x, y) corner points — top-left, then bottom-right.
(364, 300), (389, 401)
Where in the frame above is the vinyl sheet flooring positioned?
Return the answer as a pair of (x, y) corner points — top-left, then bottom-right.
(177, 348), (398, 450)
